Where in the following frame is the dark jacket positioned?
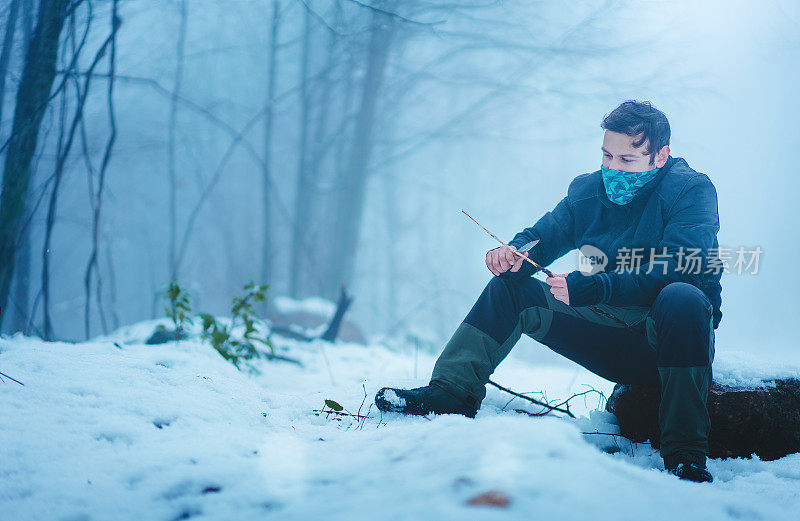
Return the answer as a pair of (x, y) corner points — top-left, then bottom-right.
(503, 155), (723, 329)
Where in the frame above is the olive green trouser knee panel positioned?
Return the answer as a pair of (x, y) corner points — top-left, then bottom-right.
(430, 309), (554, 403)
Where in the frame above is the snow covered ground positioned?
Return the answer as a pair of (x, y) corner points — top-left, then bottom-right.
(2, 318), (800, 521)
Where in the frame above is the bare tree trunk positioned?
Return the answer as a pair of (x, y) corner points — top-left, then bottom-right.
(289, 5), (313, 298)
(320, 23), (358, 299)
(4, 0), (36, 335)
(329, 10), (395, 295)
(21, 0), (33, 47)
(6, 212), (30, 333)
(83, 0), (119, 339)
(0, 0), (21, 128)
(260, 0), (281, 295)
(7, 0), (41, 333)
(168, 0), (188, 283)
(381, 126), (399, 332)
(302, 6), (341, 301)
(5, 0), (34, 334)
(0, 0), (24, 333)
(0, 0), (71, 326)
(105, 241), (119, 330)
(43, 62), (70, 340)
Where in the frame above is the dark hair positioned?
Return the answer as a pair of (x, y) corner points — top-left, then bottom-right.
(601, 100), (670, 165)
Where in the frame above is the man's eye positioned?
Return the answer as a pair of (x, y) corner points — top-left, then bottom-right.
(622, 158), (632, 163)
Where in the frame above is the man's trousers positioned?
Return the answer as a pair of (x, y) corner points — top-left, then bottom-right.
(429, 274), (716, 465)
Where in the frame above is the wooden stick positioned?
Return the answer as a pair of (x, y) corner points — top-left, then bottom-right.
(488, 379), (574, 417)
(0, 370), (24, 386)
(461, 209), (553, 276)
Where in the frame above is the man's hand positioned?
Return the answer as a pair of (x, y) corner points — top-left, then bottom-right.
(486, 245), (529, 276)
(545, 273), (570, 305)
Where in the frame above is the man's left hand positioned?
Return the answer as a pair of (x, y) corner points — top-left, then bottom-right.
(545, 273), (570, 305)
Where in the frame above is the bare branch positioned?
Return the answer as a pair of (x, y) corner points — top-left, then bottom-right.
(296, 0), (343, 36)
(488, 379), (575, 418)
(344, 0), (444, 26)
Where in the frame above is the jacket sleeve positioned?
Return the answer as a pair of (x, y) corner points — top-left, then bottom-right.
(491, 194), (576, 280)
(580, 174), (721, 306)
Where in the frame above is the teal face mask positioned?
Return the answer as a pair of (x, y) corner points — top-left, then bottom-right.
(601, 164), (661, 205)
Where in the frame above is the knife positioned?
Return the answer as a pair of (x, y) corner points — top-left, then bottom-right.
(516, 239), (539, 253)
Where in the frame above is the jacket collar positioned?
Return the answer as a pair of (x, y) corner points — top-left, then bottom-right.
(597, 155), (679, 208)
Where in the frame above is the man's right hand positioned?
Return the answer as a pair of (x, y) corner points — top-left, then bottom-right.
(486, 245), (529, 276)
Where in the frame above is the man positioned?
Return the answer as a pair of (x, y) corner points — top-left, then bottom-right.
(375, 100), (722, 484)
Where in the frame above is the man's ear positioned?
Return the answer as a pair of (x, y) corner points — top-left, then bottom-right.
(656, 145), (670, 167)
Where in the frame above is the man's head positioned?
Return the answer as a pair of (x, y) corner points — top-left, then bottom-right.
(600, 100), (671, 172)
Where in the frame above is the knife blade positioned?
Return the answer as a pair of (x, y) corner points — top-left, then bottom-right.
(516, 239), (539, 253)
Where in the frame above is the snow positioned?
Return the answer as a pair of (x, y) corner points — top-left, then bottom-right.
(2, 323), (800, 520)
(382, 388), (406, 408)
(711, 350), (800, 388)
(271, 296), (337, 318)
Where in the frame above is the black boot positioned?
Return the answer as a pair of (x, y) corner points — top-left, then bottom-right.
(374, 382), (479, 418)
(664, 452), (713, 483)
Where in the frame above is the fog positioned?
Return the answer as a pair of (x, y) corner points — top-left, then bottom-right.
(1, 0), (797, 361)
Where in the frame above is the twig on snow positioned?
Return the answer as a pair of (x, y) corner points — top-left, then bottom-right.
(0, 370), (24, 385)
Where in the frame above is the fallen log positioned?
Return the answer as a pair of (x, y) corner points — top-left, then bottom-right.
(606, 378), (800, 461)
